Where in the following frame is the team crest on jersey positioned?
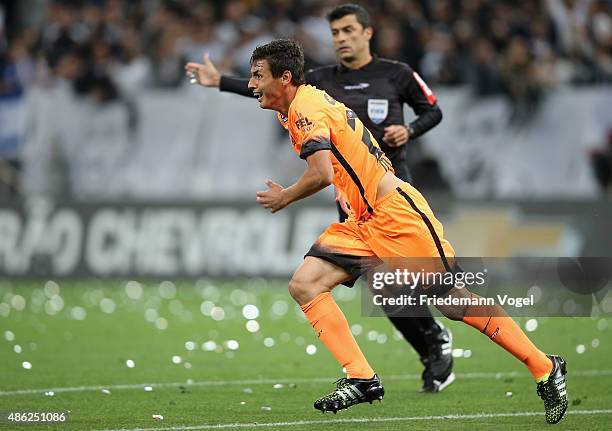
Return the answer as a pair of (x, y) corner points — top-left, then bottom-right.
(367, 99), (388, 124)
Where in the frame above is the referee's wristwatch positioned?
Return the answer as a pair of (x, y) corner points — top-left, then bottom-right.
(405, 125), (415, 137)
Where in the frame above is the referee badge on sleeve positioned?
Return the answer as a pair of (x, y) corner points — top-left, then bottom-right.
(367, 99), (388, 124)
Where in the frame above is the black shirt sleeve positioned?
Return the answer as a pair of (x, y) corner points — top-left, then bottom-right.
(219, 76), (254, 98)
(219, 71), (316, 97)
(397, 65), (443, 139)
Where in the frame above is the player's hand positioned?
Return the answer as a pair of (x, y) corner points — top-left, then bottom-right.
(256, 180), (287, 213)
(335, 187), (351, 216)
(184, 53), (221, 87)
(382, 124), (410, 147)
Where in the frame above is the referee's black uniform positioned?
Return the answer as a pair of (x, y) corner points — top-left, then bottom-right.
(305, 56), (442, 184)
(218, 56), (447, 371)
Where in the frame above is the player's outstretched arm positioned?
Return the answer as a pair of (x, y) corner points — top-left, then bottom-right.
(256, 150), (334, 213)
(184, 52), (254, 98)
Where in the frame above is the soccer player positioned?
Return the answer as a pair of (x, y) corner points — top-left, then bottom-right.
(186, 4), (454, 393)
(186, 39), (568, 423)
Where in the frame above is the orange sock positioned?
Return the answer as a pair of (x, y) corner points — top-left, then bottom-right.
(463, 303), (552, 380)
(301, 292), (374, 379)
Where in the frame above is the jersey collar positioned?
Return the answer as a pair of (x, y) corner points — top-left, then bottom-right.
(337, 54), (378, 73)
(287, 84), (308, 116)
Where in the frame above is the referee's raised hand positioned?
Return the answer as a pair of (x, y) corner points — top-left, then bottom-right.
(185, 53), (221, 87)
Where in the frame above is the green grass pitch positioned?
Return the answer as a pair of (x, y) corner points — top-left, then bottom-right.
(0, 280), (611, 430)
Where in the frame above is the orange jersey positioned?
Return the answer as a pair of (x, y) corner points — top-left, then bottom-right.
(277, 85), (393, 220)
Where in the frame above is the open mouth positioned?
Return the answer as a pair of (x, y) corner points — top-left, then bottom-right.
(253, 91), (263, 102)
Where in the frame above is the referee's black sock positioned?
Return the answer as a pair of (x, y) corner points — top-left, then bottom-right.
(386, 308), (438, 359)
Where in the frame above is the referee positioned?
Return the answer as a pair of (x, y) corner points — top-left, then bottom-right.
(189, 4), (454, 393)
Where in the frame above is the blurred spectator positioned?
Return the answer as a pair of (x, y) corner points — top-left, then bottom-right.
(146, 0), (190, 87)
(467, 37), (503, 96)
(294, 1), (336, 66)
(499, 35), (545, 123)
(374, 18), (403, 60)
(111, 26), (151, 98)
(589, 0), (612, 82)
(227, 15), (273, 76)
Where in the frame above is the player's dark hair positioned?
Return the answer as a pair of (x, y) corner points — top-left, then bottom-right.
(250, 39), (305, 86)
(326, 3), (372, 29)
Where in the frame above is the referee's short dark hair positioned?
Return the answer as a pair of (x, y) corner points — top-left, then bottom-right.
(250, 39), (305, 86)
(326, 4), (372, 29)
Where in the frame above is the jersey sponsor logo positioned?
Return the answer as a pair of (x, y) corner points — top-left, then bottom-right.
(413, 72), (437, 105)
(294, 114), (313, 131)
(344, 83), (370, 90)
(367, 99), (388, 125)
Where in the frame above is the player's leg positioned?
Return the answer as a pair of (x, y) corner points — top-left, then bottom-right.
(434, 286), (552, 378)
(434, 285), (567, 424)
(289, 256), (375, 379)
(367, 182), (568, 423)
(294, 222), (384, 413)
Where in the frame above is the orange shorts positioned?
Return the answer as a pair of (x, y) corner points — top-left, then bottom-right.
(306, 182), (456, 287)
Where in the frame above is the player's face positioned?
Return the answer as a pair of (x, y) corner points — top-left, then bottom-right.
(248, 59), (284, 111)
(330, 15), (372, 63)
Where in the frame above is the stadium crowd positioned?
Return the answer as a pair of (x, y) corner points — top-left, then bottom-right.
(1, 0), (610, 95)
(0, 0), (611, 198)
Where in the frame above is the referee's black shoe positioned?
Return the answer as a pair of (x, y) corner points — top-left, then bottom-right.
(420, 322), (455, 393)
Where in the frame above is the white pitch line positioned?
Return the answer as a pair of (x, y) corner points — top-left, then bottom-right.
(1, 369), (611, 397)
(97, 410), (612, 431)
